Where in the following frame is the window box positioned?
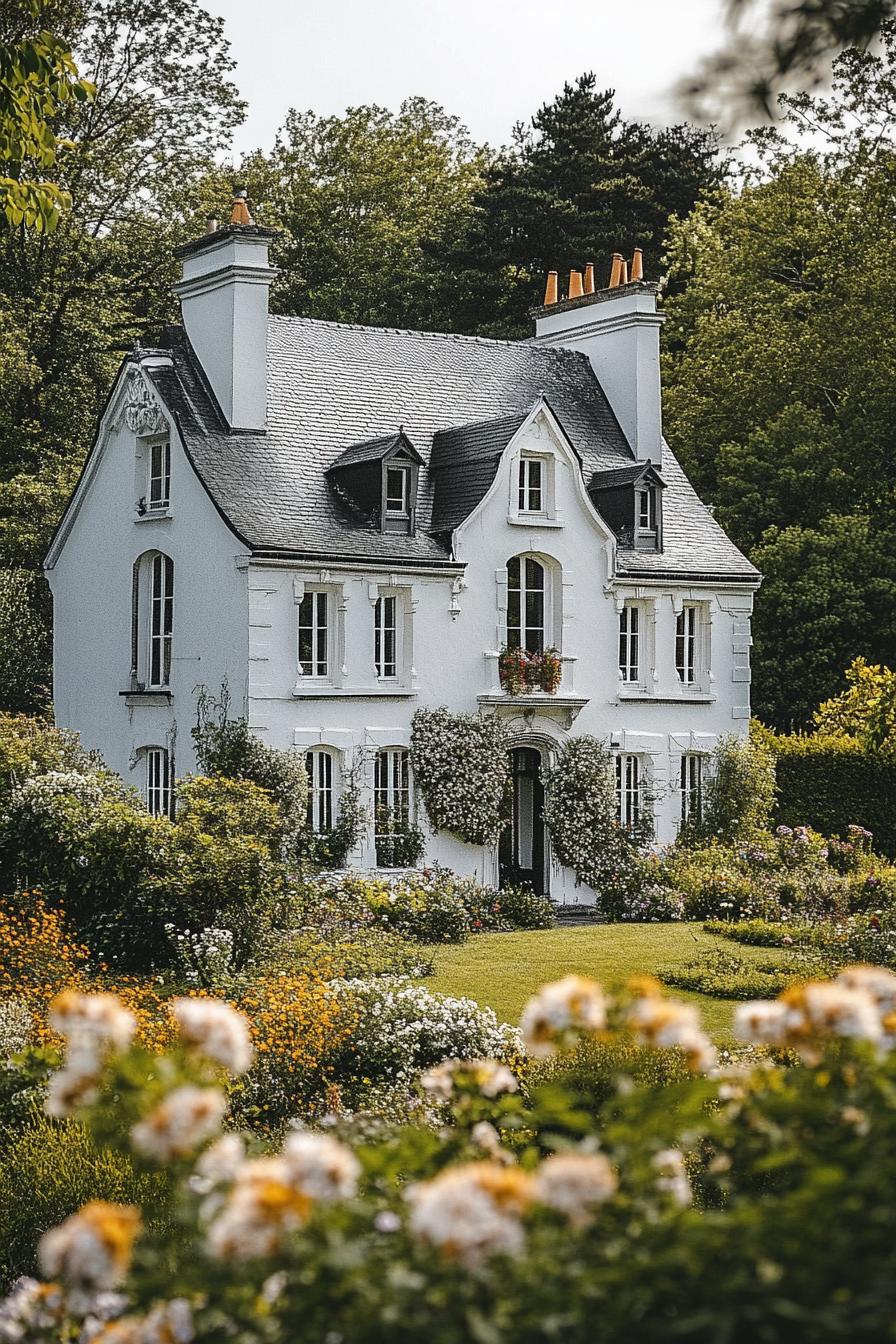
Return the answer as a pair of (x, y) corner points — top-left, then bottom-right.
(498, 646), (562, 695)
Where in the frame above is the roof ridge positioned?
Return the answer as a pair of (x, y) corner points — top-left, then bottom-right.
(267, 312), (577, 356)
(433, 405), (535, 440)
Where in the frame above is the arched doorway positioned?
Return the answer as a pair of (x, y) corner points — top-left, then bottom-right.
(499, 746), (547, 895)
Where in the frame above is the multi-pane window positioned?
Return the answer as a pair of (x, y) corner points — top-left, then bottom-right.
(149, 553), (173, 687)
(680, 754), (703, 827)
(374, 748), (412, 867)
(375, 594), (398, 679)
(298, 591), (328, 678)
(518, 458), (543, 513)
(619, 604), (640, 682)
(638, 486), (655, 531)
(146, 747), (173, 818)
(306, 749), (334, 833)
(385, 465), (409, 515)
(676, 605), (698, 684)
(615, 753), (641, 829)
(148, 438), (170, 510)
(506, 555), (545, 654)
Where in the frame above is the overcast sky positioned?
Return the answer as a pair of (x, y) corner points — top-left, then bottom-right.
(211, 0), (730, 156)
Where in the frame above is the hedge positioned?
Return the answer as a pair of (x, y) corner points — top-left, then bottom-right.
(770, 732), (896, 856)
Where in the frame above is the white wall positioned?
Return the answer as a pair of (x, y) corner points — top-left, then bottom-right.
(47, 363), (250, 798)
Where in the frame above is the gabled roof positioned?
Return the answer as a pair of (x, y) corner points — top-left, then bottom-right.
(135, 317), (759, 581)
(326, 429), (423, 473)
(589, 462), (665, 492)
(429, 409), (531, 533)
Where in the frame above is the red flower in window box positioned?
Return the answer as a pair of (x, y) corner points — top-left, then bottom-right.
(498, 646), (531, 696)
(538, 647), (563, 694)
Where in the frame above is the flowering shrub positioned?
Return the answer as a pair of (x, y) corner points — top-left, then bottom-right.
(497, 647), (563, 695)
(410, 707), (510, 845)
(20, 970), (896, 1340)
(685, 730), (777, 844)
(542, 736), (648, 910)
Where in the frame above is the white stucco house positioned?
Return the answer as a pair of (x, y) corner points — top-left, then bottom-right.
(44, 198), (760, 904)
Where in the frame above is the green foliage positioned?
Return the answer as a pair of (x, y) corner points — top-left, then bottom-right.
(0, 711), (99, 808)
(0, 1), (94, 231)
(0, 569), (50, 713)
(175, 773), (286, 857)
(306, 754), (367, 870)
(192, 685), (308, 856)
(0, 1110), (167, 1286)
(373, 809), (426, 870)
(813, 656), (896, 749)
(543, 735), (648, 911)
(410, 706), (510, 846)
(691, 732), (777, 844)
(769, 729), (896, 856)
(660, 948), (820, 999)
(265, 928), (434, 982)
(526, 1033), (692, 1113)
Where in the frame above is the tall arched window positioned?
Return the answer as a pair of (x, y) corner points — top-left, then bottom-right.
(131, 551), (174, 689)
(305, 749), (336, 833)
(506, 555), (545, 653)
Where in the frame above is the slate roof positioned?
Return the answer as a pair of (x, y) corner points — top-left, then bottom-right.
(327, 430), (422, 472)
(589, 463), (664, 492)
(146, 316), (758, 582)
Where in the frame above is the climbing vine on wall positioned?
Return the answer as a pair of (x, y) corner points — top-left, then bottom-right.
(410, 708), (510, 846)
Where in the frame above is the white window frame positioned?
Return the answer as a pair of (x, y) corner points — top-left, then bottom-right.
(615, 753), (641, 829)
(506, 554), (549, 654)
(145, 747), (173, 818)
(374, 747), (413, 866)
(680, 753), (704, 828)
(374, 592), (400, 679)
(147, 437), (171, 511)
(298, 589), (329, 679)
(385, 464), (410, 517)
(619, 604), (640, 682)
(638, 485), (655, 531)
(676, 604), (699, 685)
(518, 456), (544, 514)
(148, 553), (173, 689)
(306, 748), (336, 833)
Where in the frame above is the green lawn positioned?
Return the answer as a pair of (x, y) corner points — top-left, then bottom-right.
(421, 922), (791, 1042)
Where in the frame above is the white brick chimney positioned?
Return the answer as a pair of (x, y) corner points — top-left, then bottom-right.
(532, 253), (665, 463)
(173, 193), (277, 431)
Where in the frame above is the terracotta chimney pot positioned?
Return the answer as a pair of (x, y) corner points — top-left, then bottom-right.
(619, 258), (629, 285)
(230, 188), (254, 226)
(583, 262), (595, 295)
(543, 270), (558, 306)
(608, 252), (623, 287)
(631, 247), (644, 282)
(568, 269), (584, 300)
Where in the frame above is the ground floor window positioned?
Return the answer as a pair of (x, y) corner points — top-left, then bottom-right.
(615, 753), (641, 829)
(680, 753), (704, 827)
(305, 749), (335, 832)
(146, 747), (173, 818)
(374, 747), (413, 867)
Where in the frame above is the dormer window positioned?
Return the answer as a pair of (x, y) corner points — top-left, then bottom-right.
(386, 464), (410, 517)
(588, 463), (665, 551)
(638, 485), (655, 532)
(518, 457), (543, 513)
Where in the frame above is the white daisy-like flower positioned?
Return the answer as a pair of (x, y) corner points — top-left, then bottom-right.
(171, 999), (253, 1076)
(130, 1087), (226, 1162)
(281, 1132), (361, 1202)
(835, 965), (896, 1015)
(628, 997), (717, 1071)
(205, 1156), (311, 1261)
(520, 977), (606, 1057)
(194, 1133), (245, 1184)
(38, 1202), (141, 1290)
(532, 1152), (618, 1227)
(48, 992), (135, 1053)
(797, 982), (882, 1043)
(733, 999), (793, 1047)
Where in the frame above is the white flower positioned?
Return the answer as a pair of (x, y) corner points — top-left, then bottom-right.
(798, 982), (882, 1043)
(628, 997), (717, 1072)
(131, 1087), (226, 1162)
(520, 977), (606, 1057)
(281, 1132), (361, 1202)
(171, 999), (253, 1076)
(532, 1152), (618, 1226)
(470, 1121), (505, 1157)
(194, 1134), (245, 1184)
(733, 999), (792, 1047)
(406, 1162), (533, 1267)
(0, 1278), (65, 1341)
(49, 991), (136, 1053)
(139, 1298), (195, 1343)
(652, 1148), (692, 1206)
(421, 1057), (518, 1100)
(836, 965), (896, 1015)
(205, 1156), (311, 1261)
(38, 1202), (141, 1290)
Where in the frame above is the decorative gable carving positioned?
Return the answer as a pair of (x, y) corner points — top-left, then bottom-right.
(124, 372), (167, 437)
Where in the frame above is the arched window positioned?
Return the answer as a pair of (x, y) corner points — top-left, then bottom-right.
(374, 748), (413, 867)
(306, 749), (336, 833)
(130, 551), (174, 689)
(145, 746), (174, 818)
(506, 555), (546, 654)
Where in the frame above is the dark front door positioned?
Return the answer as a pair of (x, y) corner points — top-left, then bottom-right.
(499, 747), (547, 895)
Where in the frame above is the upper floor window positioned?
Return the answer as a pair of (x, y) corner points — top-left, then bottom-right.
(147, 438), (170, 511)
(676, 605), (699, 685)
(619, 604), (640, 682)
(375, 594), (398, 679)
(506, 555), (545, 654)
(306, 749), (335, 833)
(298, 590), (328, 678)
(149, 553), (174, 688)
(145, 746), (173, 818)
(638, 486), (655, 532)
(518, 457), (543, 513)
(385, 465), (410, 517)
(615, 753), (641, 829)
(374, 747), (413, 868)
(680, 754), (704, 827)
